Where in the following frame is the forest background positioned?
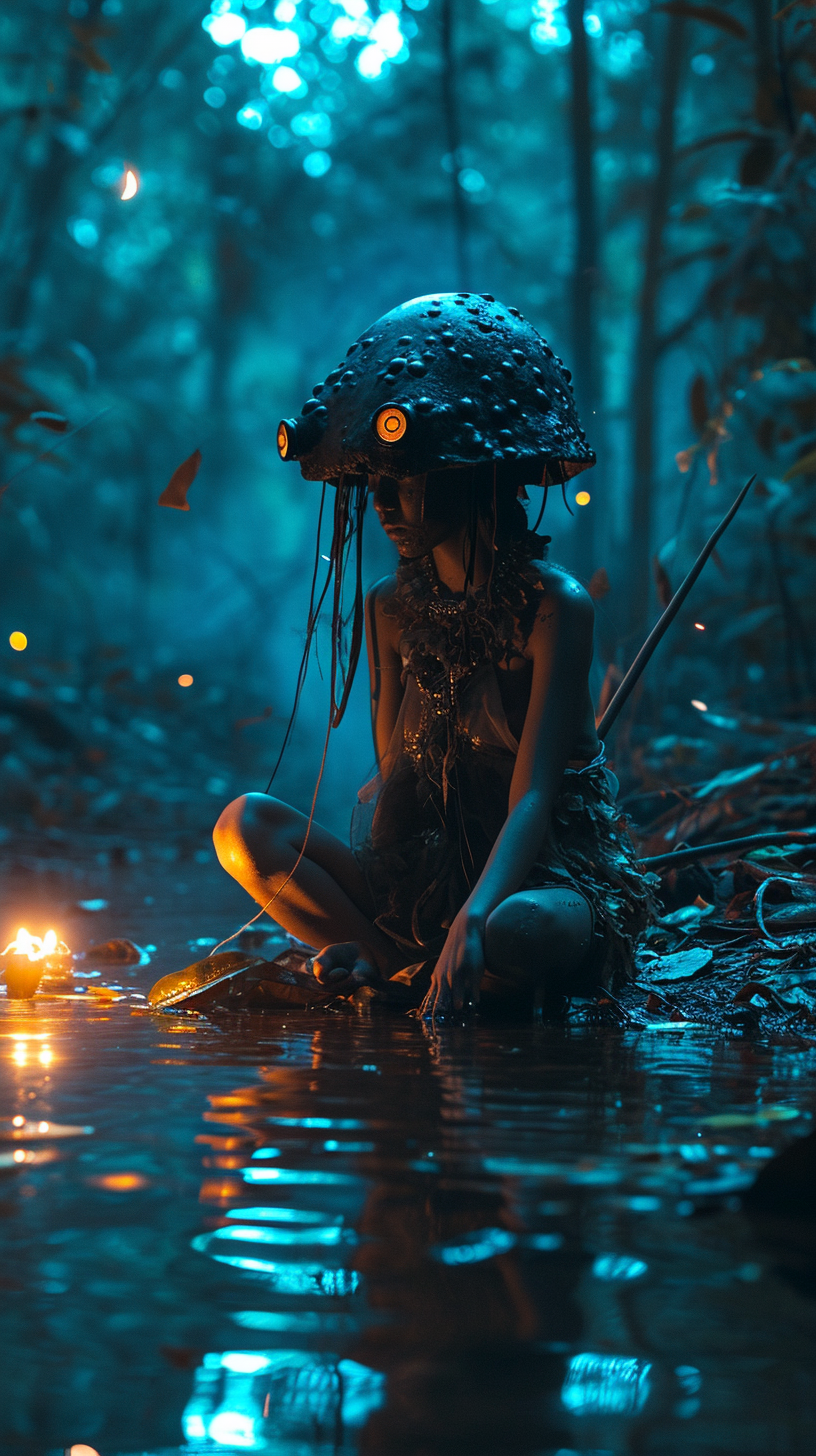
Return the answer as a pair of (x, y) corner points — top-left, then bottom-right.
(2, 0), (816, 874)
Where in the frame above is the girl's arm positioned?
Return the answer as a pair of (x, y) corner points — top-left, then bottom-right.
(466, 571), (596, 921)
(365, 580), (404, 770)
(426, 572), (596, 1011)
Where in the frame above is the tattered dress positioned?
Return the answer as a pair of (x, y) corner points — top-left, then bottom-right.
(352, 537), (654, 990)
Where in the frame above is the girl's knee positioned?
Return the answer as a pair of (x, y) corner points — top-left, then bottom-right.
(212, 793), (291, 870)
(484, 890), (592, 978)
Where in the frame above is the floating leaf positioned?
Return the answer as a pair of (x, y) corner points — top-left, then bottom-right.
(159, 449), (201, 510)
(782, 448), (816, 481)
(689, 373), (709, 432)
(588, 567), (610, 600)
(29, 411), (70, 432)
(646, 946), (714, 982)
(654, 3), (749, 38)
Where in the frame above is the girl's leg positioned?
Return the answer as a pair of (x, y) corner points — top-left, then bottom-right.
(482, 887), (596, 1003)
(213, 793), (403, 974)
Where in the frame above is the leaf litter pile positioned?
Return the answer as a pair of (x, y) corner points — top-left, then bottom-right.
(604, 738), (816, 1041)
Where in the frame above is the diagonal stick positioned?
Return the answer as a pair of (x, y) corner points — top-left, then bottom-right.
(597, 474), (755, 740)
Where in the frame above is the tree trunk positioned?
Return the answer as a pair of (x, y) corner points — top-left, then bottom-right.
(566, 0), (599, 580)
(440, 0), (470, 290)
(627, 14), (685, 638)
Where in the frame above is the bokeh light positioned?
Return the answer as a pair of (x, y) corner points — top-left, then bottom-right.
(178, 673), (194, 687)
(9, 631), (27, 651)
(120, 168), (139, 200)
(575, 490), (591, 506)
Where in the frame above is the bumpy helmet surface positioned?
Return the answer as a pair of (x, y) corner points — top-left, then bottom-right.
(277, 292), (595, 481)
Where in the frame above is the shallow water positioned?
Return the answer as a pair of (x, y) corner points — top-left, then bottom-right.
(1, 872), (815, 1455)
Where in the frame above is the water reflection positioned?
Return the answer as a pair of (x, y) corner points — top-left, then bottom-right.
(1, 995), (815, 1452)
(181, 1349), (384, 1451)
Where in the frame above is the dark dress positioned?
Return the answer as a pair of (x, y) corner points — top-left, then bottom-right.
(352, 535), (655, 990)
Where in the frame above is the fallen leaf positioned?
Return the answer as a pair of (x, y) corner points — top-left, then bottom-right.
(159, 449), (201, 510)
(646, 946), (714, 981)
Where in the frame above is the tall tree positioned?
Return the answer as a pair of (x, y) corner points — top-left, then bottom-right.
(566, 0), (599, 579)
(627, 12), (686, 636)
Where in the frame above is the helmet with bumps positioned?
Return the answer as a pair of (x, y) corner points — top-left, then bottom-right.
(277, 292), (595, 482)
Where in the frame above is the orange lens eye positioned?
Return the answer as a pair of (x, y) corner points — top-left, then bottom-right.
(277, 422), (289, 458)
(375, 407), (407, 443)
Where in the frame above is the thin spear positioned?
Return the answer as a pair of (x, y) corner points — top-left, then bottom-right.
(597, 474), (755, 740)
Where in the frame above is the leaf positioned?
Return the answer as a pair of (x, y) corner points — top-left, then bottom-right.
(159, 449), (201, 510)
(689, 373), (709, 432)
(654, 3), (749, 38)
(693, 761), (766, 799)
(29, 411), (70, 432)
(782, 447), (816, 481)
(588, 567), (610, 600)
(652, 555), (673, 609)
(646, 946), (714, 982)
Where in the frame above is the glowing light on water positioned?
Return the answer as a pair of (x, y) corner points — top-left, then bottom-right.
(9, 631), (27, 651)
(592, 1253), (648, 1281)
(691, 699), (708, 712)
(562, 1353), (652, 1415)
(221, 1352), (272, 1374)
(241, 1166), (359, 1184)
(211, 1223), (347, 1246)
(432, 1227), (516, 1265)
(120, 168), (139, 200)
(694, 622), (705, 631)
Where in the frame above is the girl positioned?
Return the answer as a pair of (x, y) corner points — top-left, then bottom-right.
(214, 293), (653, 1017)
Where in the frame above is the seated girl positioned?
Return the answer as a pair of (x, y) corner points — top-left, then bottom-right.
(213, 293), (653, 1017)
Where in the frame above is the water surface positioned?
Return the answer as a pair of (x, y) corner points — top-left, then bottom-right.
(0, 879), (815, 1455)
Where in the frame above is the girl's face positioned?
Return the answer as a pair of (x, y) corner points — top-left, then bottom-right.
(369, 472), (469, 558)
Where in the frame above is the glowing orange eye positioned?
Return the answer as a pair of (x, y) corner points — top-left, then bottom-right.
(277, 422), (290, 458)
(375, 407), (407, 443)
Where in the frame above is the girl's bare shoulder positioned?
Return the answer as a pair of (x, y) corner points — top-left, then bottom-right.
(526, 561), (594, 637)
(365, 574), (402, 654)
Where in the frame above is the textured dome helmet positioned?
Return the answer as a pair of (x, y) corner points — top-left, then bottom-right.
(277, 292), (595, 482)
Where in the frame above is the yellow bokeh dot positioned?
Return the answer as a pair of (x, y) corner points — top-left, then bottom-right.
(9, 631), (27, 651)
(575, 491), (591, 507)
(178, 673), (194, 687)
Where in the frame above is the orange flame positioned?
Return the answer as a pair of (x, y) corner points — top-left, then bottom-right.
(2, 928), (70, 961)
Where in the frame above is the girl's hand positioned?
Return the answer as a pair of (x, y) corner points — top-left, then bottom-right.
(312, 941), (380, 991)
(422, 912), (486, 1019)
